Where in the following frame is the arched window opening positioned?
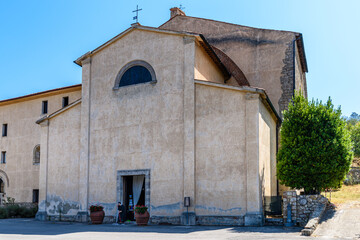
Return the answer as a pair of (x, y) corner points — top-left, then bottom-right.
(0, 178), (4, 193)
(120, 66), (152, 87)
(33, 145), (40, 164)
(114, 60), (156, 89)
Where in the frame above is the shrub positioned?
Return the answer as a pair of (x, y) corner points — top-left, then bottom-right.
(18, 206), (37, 218)
(6, 204), (21, 217)
(0, 207), (8, 219)
(277, 93), (353, 194)
(0, 204), (38, 219)
(349, 122), (360, 157)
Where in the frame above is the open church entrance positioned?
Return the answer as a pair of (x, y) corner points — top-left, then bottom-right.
(123, 175), (145, 221)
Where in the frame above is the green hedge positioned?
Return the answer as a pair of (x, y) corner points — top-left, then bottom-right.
(0, 205), (38, 219)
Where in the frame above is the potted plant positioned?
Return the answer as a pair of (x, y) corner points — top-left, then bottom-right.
(134, 205), (149, 226)
(89, 205), (104, 224)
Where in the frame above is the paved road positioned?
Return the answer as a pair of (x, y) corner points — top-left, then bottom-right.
(313, 201), (360, 239)
(0, 218), (313, 240)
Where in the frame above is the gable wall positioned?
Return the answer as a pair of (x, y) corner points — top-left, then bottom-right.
(83, 29), (196, 218)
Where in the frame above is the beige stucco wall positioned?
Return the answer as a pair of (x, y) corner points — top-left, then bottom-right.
(195, 84), (247, 216)
(0, 89), (81, 202)
(81, 29), (195, 217)
(194, 43), (225, 83)
(45, 103), (81, 217)
(194, 82), (278, 221)
(34, 27), (279, 225)
(258, 100), (277, 199)
(295, 44), (307, 97)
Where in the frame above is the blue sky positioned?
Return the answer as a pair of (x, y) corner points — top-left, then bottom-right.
(0, 0), (358, 117)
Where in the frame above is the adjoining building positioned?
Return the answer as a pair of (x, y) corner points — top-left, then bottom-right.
(0, 8), (307, 226)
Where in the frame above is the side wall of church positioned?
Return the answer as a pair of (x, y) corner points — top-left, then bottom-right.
(0, 89), (81, 203)
(195, 84), (247, 219)
(84, 30), (194, 220)
(43, 104), (82, 219)
(258, 100), (277, 199)
(194, 83), (277, 226)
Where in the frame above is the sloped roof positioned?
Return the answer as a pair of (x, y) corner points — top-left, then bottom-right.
(211, 45), (249, 86)
(159, 14), (308, 73)
(0, 84), (81, 106)
(36, 98), (82, 124)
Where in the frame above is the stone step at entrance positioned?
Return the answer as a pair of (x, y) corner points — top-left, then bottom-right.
(265, 216), (284, 226)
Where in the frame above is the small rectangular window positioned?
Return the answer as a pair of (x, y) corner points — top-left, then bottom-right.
(62, 96), (69, 107)
(32, 189), (39, 203)
(1, 152), (6, 164)
(2, 124), (7, 137)
(42, 101), (48, 114)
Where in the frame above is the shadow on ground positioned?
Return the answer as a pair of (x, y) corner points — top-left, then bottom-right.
(0, 218), (303, 236)
(318, 206), (336, 225)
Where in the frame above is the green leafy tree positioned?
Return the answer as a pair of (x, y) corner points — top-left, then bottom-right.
(349, 122), (360, 157)
(277, 93), (353, 194)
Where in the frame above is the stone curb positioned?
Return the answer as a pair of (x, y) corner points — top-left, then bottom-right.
(300, 202), (327, 236)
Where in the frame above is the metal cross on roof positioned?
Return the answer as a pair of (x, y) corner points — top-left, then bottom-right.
(132, 5), (142, 23)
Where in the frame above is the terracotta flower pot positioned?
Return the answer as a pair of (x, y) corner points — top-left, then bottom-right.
(135, 210), (150, 226)
(90, 210), (105, 224)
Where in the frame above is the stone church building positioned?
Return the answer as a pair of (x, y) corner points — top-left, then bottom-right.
(0, 8), (307, 226)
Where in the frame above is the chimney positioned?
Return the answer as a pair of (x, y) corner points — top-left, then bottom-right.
(170, 7), (186, 19)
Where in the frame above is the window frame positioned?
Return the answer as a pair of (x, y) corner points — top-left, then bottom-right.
(42, 100), (48, 114)
(32, 189), (39, 203)
(113, 60), (157, 90)
(62, 96), (69, 108)
(0, 178), (4, 193)
(33, 145), (40, 165)
(1, 152), (6, 164)
(2, 124), (7, 137)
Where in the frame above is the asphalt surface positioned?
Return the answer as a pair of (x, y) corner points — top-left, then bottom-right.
(313, 201), (360, 239)
(0, 218), (311, 240)
(2, 203), (359, 240)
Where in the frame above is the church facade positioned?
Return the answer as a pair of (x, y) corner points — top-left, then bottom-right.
(0, 8), (307, 226)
